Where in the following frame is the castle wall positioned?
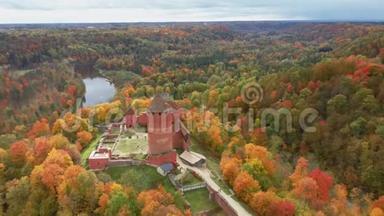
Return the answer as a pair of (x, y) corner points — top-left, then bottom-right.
(122, 107), (190, 155)
(207, 186), (237, 216)
(147, 112), (174, 154)
(124, 114), (136, 128)
(146, 151), (177, 166)
(88, 157), (109, 170)
(137, 113), (148, 126)
(148, 132), (173, 154)
(172, 130), (185, 149)
(147, 112), (174, 131)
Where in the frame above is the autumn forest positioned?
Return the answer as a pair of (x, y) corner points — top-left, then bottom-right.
(1, 21), (384, 215)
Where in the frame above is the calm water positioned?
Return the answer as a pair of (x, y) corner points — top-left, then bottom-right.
(82, 77), (116, 107)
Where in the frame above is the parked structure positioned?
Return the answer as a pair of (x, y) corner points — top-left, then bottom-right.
(180, 151), (206, 167)
(157, 163), (174, 176)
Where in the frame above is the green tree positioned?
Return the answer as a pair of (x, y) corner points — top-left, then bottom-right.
(350, 117), (367, 137)
(5, 177), (30, 216)
(327, 94), (348, 114)
(105, 191), (138, 216)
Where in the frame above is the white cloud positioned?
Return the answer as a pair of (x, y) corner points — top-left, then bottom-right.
(0, 0), (382, 23)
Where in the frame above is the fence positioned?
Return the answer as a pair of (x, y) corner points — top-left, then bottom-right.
(181, 182), (207, 192)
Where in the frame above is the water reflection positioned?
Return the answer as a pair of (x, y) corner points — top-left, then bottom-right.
(82, 77), (116, 107)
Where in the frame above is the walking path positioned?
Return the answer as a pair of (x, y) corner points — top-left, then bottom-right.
(176, 157), (253, 216)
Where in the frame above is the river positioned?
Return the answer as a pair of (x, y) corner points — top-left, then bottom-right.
(82, 77), (116, 107)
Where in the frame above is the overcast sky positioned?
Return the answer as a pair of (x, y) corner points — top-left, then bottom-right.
(0, 0), (383, 23)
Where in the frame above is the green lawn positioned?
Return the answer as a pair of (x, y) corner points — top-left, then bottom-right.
(113, 135), (147, 156)
(184, 188), (221, 214)
(180, 172), (203, 185)
(104, 165), (170, 191)
(80, 134), (102, 167)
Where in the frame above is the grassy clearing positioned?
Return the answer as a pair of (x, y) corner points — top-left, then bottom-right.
(113, 136), (147, 156)
(184, 188), (220, 214)
(180, 172), (203, 185)
(80, 134), (102, 167)
(104, 165), (171, 191)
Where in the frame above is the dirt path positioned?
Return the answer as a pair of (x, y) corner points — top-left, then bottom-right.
(177, 157), (253, 216)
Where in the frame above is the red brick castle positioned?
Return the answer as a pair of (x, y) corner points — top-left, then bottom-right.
(144, 95), (190, 154)
(89, 95), (190, 169)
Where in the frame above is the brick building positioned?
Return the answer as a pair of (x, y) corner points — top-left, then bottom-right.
(88, 148), (111, 170)
(89, 95), (190, 169)
(129, 94), (190, 165)
(145, 95), (190, 154)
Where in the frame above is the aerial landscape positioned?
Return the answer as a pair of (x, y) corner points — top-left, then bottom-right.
(1, 1), (384, 216)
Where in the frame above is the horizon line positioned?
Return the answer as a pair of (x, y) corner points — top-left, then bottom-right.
(1, 19), (384, 25)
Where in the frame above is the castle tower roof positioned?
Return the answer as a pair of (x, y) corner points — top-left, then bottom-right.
(125, 107), (135, 115)
(148, 94), (178, 113)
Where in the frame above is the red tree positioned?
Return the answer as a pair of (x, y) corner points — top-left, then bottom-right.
(286, 83), (293, 93)
(372, 196), (384, 211)
(66, 84), (77, 96)
(27, 118), (50, 139)
(308, 168), (333, 202)
(268, 200), (296, 216)
(9, 140), (29, 164)
(33, 137), (52, 164)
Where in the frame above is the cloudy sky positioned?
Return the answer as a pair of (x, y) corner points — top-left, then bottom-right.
(0, 0), (383, 23)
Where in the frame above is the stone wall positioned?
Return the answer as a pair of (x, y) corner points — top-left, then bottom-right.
(206, 185), (238, 216)
(146, 151), (177, 166)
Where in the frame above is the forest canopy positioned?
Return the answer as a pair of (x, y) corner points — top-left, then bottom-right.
(1, 22), (384, 215)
